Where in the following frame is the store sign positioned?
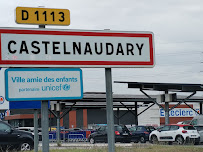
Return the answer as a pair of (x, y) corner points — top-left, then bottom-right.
(0, 28), (155, 68)
(5, 68), (83, 101)
(160, 108), (199, 117)
(16, 7), (70, 25)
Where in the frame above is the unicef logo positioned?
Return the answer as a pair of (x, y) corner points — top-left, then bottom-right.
(63, 84), (70, 91)
(0, 96), (4, 104)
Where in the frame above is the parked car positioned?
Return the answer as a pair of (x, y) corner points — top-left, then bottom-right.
(129, 125), (155, 143)
(156, 125), (164, 130)
(149, 124), (200, 145)
(88, 125), (131, 144)
(66, 128), (82, 131)
(16, 127), (34, 132)
(190, 115), (203, 126)
(0, 121), (34, 151)
(194, 125), (203, 143)
(177, 120), (191, 125)
(16, 127), (42, 141)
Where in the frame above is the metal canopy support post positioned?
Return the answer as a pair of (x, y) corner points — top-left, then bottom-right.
(168, 91), (200, 115)
(117, 108), (120, 125)
(140, 89), (164, 109)
(105, 68), (115, 152)
(200, 102), (203, 114)
(165, 91), (169, 125)
(57, 111), (60, 145)
(165, 102), (169, 125)
(48, 109), (61, 144)
(134, 102), (138, 125)
(119, 111), (130, 119)
(170, 92), (196, 111)
(41, 100), (49, 152)
(60, 102), (76, 119)
(120, 102), (135, 116)
(183, 101), (200, 114)
(34, 109), (38, 152)
(48, 109), (57, 118)
(49, 110), (52, 132)
(138, 103), (155, 116)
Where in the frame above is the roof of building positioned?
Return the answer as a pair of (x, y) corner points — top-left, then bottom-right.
(114, 81), (203, 92)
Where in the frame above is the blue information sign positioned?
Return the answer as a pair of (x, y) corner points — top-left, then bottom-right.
(5, 68), (83, 101)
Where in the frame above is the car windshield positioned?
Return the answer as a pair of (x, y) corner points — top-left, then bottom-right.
(115, 126), (123, 132)
(190, 119), (198, 125)
(183, 126), (195, 130)
(170, 125), (179, 130)
(146, 126), (155, 131)
(182, 120), (191, 124)
(129, 127), (136, 132)
(137, 126), (144, 131)
(194, 126), (203, 131)
(97, 126), (106, 131)
(0, 123), (11, 132)
(160, 125), (170, 131)
(97, 125), (126, 132)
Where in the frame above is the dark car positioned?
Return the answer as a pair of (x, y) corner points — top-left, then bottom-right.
(129, 125), (155, 143)
(0, 121), (34, 151)
(88, 125), (131, 144)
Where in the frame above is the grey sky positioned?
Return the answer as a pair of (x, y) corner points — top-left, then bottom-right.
(0, 0), (203, 95)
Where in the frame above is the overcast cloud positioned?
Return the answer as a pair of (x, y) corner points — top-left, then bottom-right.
(0, 0), (203, 95)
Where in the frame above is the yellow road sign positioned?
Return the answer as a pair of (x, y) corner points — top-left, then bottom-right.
(16, 7), (70, 26)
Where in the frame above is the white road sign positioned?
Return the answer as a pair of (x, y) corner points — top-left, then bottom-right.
(0, 28), (155, 68)
(5, 68), (83, 101)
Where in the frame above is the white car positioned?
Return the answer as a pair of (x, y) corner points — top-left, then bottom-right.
(149, 124), (200, 145)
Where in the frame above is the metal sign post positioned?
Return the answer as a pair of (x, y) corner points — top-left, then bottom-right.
(41, 100), (49, 152)
(105, 68), (115, 152)
(34, 109), (39, 152)
(39, 24), (49, 152)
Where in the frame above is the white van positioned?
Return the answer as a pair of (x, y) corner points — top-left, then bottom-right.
(190, 115), (203, 125)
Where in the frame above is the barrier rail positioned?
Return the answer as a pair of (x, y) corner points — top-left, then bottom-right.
(48, 130), (94, 142)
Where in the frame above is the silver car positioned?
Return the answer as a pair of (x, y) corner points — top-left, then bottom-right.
(194, 125), (203, 143)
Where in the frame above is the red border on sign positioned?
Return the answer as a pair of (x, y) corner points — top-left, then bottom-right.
(0, 28), (154, 67)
